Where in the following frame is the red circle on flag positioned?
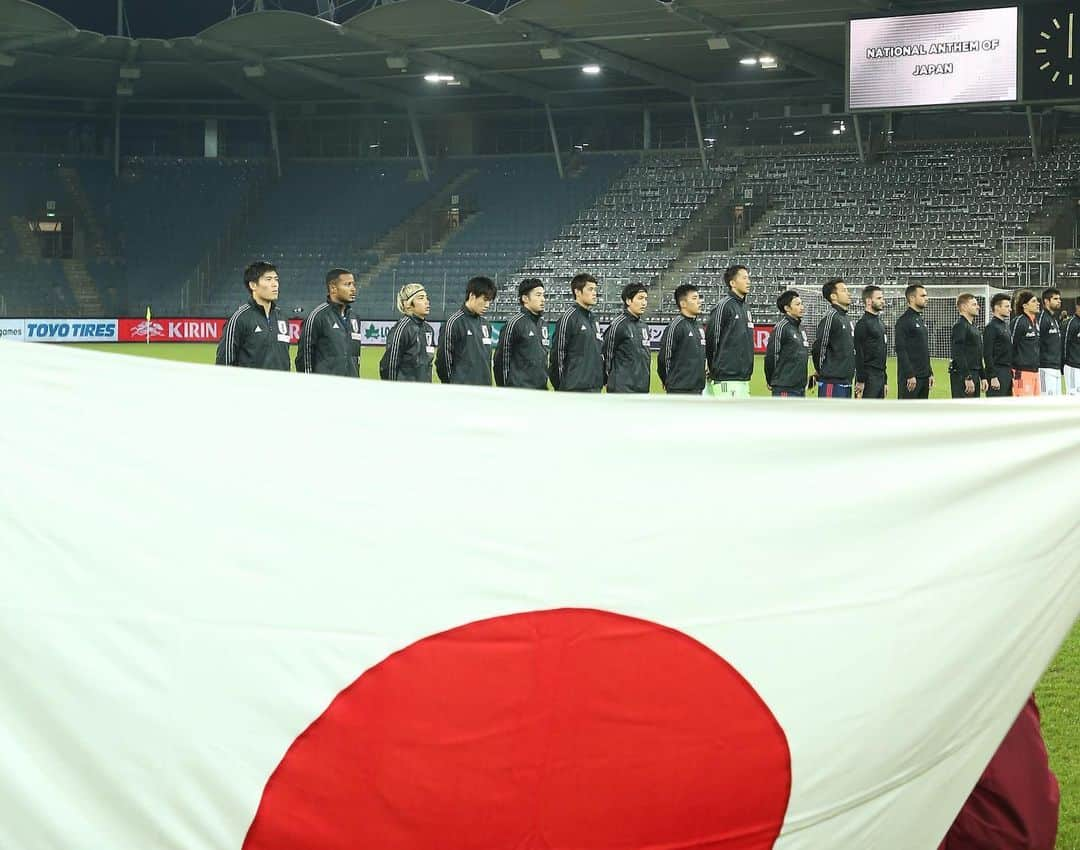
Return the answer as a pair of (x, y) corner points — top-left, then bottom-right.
(243, 608), (791, 850)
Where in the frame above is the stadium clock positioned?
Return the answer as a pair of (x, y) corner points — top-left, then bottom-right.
(1024, 4), (1080, 99)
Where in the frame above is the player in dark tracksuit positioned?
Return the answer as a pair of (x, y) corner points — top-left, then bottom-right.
(658, 283), (706, 395)
(604, 283), (652, 394)
(494, 278), (548, 390)
(894, 284), (933, 399)
(1037, 288), (1063, 396)
(436, 276), (497, 386)
(380, 283), (435, 383)
(215, 260), (291, 371)
(549, 273), (604, 393)
(704, 265), (754, 398)
(949, 294), (986, 399)
(295, 268), (361, 377)
(1064, 299), (1080, 395)
(764, 290), (810, 397)
(853, 284), (887, 399)
(1010, 290), (1041, 397)
(811, 278), (856, 398)
(982, 292), (1013, 397)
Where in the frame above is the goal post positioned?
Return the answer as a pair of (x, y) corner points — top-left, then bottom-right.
(795, 284), (1009, 360)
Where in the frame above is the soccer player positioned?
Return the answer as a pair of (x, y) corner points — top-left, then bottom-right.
(295, 268), (361, 377)
(894, 283), (934, 399)
(380, 283), (435, 383)
(764, 290), (810, 397)
(1010, 290), (1041, 397)
(549, 273), (604, 392)
(811, 278), (856, 398)
(1064, 298), (1080, 395)
(494, 278), (548, 389)
(657, 283), (706, 395)
(853, 284), (887, 399)
(949, 293), (987, 399)
(1037, 287), (1063, 396)
(983, 292), (1013, 397)
(436, 276), (496, 386)
(215, 260), (291, 370)
(603, 283), (651, 394)
(704, 264), (754, 398)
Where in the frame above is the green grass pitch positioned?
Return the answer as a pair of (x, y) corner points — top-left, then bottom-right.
(79, 342), (964, 396)
(72, 342), (1079, 846)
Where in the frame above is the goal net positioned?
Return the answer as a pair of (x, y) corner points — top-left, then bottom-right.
(795, 284), (1010, 360)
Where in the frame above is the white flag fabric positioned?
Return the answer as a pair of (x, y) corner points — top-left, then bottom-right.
(1, 342), (1077, 850)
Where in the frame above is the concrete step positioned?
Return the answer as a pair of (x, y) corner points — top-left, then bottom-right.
(8, 216), (38, 257)
(60, 259), (103, 315)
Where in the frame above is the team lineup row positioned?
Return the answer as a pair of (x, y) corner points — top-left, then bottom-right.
(214, 261), (1080, 398)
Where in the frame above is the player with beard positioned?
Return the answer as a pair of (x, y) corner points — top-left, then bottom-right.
(853, 285), (887, 399)
(295, 268), (361, 377)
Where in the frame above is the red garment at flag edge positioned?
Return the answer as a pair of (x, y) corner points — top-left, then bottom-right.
(939, 695), (1060, 850)
(243, 608), (792, 850)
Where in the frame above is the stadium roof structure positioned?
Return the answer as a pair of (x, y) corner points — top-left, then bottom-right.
(0, 0), (1038, 118)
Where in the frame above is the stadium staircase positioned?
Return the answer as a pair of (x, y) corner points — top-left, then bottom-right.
(510, 151), (735, 319)
(356, 167), (479, 290)
(186, 167), (272, 310)
(8, 215), (37, 257)
(656, 251), (713, 304)
(655, 180), (739, 301)
(383, 154), (634, 321)
(666, 183), (737, 255)
(60, 258), (103, 315)
(57, 167), (111, 259)
(735, 205), (781, 250)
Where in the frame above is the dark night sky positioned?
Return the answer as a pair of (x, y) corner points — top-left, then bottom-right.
(29, 0), (525, 38)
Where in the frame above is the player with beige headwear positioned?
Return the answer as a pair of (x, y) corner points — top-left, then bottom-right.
(379, 283), (436, 382)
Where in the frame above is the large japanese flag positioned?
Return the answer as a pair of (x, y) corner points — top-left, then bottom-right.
(1, 342), (1077, 850)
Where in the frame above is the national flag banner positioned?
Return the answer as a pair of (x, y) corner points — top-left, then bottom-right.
(1, 342), (1077, 850)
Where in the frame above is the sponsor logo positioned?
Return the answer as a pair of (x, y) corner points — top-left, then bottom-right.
(753, 325), (774, 354)
(25, 320), (118, 342)
(0, 319), (26, 341)
(358, 321), (443, 346)
(133, 320), (166, 339)
(118, 317), (302, 343)
(120, 318), (224, 343)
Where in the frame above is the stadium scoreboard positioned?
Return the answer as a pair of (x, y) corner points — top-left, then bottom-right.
(847, 7), (1019, 111)
(848, 4), (1080, 109)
